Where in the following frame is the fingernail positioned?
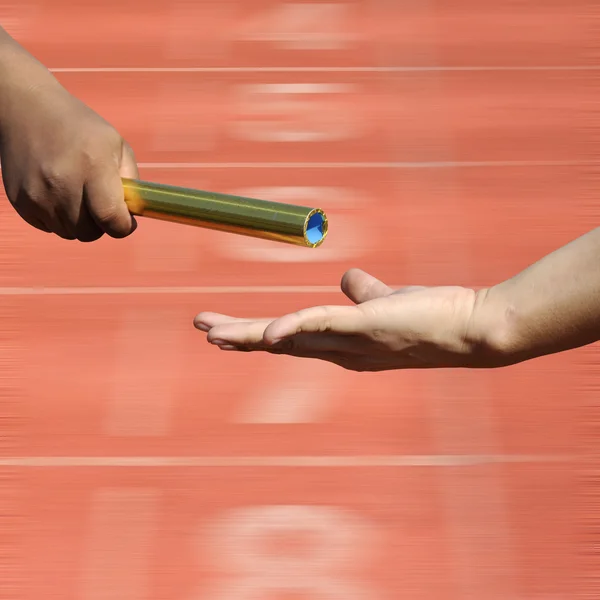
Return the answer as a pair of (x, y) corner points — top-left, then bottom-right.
(210, 339), (228, 346)
(195, 322), (209, 332)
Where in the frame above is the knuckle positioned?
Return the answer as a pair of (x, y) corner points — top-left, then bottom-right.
(319, 306), (339, 332)
(20, 177), (77, 216)
(369, 328), (387, 342)
(79, 146), (99, 167)
(296, 306), (333, 333)
(81, 128), (122, 166)
(105, 130), (125, 158)
(39, 162), (71, 192)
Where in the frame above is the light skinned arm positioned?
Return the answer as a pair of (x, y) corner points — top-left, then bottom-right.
(476, 225), (600, 364)
(194, 227), (600, 371)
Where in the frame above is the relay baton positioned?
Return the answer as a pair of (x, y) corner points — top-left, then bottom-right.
(122, 178), (328, 248)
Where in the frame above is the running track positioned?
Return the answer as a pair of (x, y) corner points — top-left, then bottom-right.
(0, 1), (593, 598)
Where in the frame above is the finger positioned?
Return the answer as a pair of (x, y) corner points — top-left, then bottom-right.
(61, 189), (103, 242)
(194, 313), (237, 332)
(263, 305), (368, 345)
(75, 205), (104, 242)
(275, 349), (395, 372)
(216, 341), (428, 371)
(220, 343), (388, 372)
(215, 343), (358, 368)
(52, 228), (76, 240)
(119, 140), (140, 179)
(85, 166), (135, 238)
(264, 348), (359, 371)
(51, 204), (78, 240)
(14, 206), (52, 233)
(194, 312), (272, 332)
(29, 217), (52, 233)
(209, 324), (373, 354)
(340, 268), (393, 304)
(43, 212), (74, 239)
(207, 320), (269, 346)
(119, 141), (139, 232)
(38, 185), (79, 239)
(268, 343), (429, 371)
(391, 285), (427, 296)
(8, 187), (54, 234)
(268, 332), (374, 355)
(46, 181), (104, 242)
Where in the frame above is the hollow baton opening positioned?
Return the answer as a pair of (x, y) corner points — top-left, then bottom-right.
(305, 210), (327, 247)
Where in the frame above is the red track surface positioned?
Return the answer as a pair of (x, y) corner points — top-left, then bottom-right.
(0, 1), (591, 598)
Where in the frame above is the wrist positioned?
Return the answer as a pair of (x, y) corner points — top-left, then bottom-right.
(464, 286), (523, 367)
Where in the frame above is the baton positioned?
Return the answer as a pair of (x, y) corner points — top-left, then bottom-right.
(122, 178), (328, 248)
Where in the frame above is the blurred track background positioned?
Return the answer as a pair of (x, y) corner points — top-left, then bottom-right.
(0, 1), (595, 598)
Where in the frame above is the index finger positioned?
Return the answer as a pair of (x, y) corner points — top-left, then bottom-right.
(263, 305), (369, 345)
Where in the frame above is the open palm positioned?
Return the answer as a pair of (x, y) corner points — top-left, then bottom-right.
(194, 269), (496, 372)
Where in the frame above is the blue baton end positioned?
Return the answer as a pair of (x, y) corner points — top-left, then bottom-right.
(305, 212), (326, 245)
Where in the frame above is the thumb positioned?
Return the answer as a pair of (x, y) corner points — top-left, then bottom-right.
(341, 268), (394, 304)
(119, 140), (139, 179)
(117, 140), (139, 233)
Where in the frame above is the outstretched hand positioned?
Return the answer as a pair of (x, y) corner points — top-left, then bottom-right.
(194, 269), (505, 372)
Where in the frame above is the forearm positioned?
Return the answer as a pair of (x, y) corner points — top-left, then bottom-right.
(474, 226), (600, 363)
(0, 27), (59, 129)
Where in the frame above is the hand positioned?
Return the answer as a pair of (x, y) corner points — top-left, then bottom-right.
(0, 76), (138, 241)
(194, 268), (507, 372)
